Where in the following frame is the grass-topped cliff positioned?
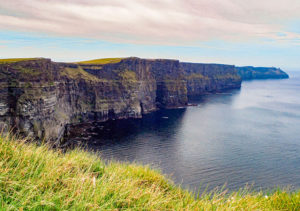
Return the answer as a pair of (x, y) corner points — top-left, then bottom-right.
(0, 134), (299, 210)
(0, 57), (288, 143)
(0, 58), (42, 64)
(77, 58), (125, 65)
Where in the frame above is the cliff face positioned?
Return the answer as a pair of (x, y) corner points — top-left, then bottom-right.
(0, 57), (244, 142)
(0, 58), (189, 142)
(181, 62), (242, 98)
(80, 58), (187, 109)
(0, 59), (64, 142)
(236, 66), (289, 80)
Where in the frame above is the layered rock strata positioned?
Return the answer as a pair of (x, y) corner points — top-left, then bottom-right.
(3, 57), (289, 142)
(181, 62), (241, 98)
(0, 58), (189, 142)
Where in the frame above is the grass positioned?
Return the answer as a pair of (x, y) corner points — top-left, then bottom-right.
(0, 58), (40, 64)
(0, 134), (299, 210)
(77, 58), (125, 65)
(61, 67), (102, 82)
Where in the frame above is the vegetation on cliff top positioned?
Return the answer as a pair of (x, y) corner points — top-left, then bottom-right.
(77, 58), (124, 65)
(0, 135), (299, 210)
(0, 58), (42, 64)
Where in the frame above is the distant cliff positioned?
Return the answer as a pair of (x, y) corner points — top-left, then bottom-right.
(181, 62), (241, 98)
(3, 57), (285, 143)
(236, 66), (289, 80)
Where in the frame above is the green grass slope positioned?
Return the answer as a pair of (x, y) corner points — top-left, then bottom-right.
(0, 135), (299, 210)
(77, 58), (125, 65)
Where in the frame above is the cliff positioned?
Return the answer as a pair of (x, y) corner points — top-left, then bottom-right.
(181, 62), (241, 98)
(0, 57), (242, 142)
(236, 66), (289, 80)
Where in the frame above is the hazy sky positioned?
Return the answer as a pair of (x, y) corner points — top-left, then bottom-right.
(0, 0), (300, 69)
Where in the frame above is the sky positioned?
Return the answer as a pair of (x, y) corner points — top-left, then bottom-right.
(0, 0), (300, 69)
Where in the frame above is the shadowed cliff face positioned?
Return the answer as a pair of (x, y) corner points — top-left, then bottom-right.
(236, 66), (289, 80)
(0, 57), (243, 142)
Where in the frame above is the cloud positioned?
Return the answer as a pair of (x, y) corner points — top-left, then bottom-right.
(0, 0), (300, 45)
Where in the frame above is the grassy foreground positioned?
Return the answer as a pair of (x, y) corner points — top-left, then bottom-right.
(0, 135), (299, 210)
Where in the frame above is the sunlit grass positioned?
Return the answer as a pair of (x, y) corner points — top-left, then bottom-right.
(0, 58), (40, 64)
(77, 58), (125, 65)
(61, 66), (102, 82)
(0, 134), (299, 210)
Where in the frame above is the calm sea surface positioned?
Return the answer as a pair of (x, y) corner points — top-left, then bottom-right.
(87, 71), (300, 192)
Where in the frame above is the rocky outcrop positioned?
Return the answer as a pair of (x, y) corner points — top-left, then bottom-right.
(0, 57), (244, 142)
(0, 59), (64, 142)
(236, 66), (289, 80)
(181, 62), (241, 98)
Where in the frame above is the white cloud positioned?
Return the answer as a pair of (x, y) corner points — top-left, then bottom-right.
(0, 0), (300, 45)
